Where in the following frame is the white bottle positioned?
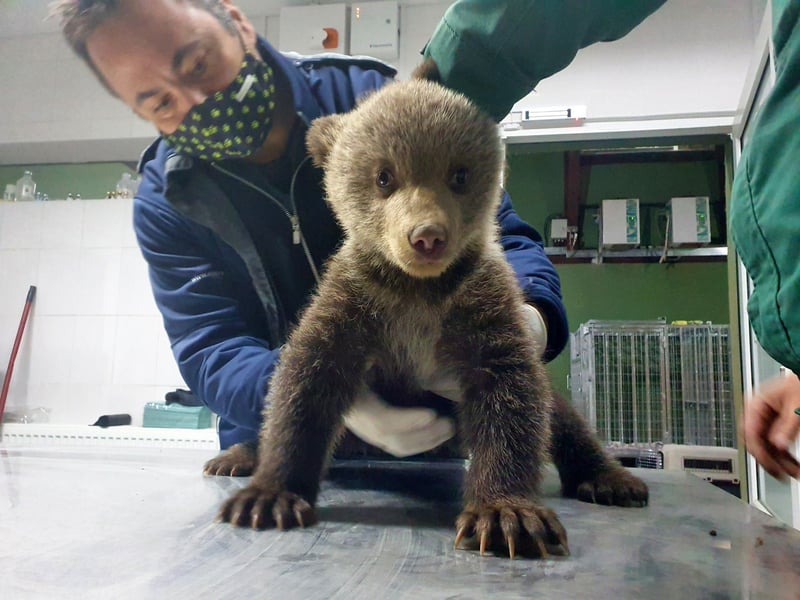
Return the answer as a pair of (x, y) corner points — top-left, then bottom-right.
(15, 171), (36, 202)
(115, 172), (134, 199)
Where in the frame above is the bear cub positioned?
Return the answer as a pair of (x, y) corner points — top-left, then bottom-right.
(219, 79), (648, 558)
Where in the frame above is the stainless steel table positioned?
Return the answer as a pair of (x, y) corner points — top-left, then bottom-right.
(1, 445), (798, 599)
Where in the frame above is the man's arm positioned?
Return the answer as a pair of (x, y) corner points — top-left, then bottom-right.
(133, 182), (276, 439)
(496, 189), (567, 361)
(422, 0), (666, 120)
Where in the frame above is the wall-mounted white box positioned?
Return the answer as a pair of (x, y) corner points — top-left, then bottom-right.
(669, 196), (711, 245)
(279, 3), (348, 55)
(350, 1), (399, 60)
(601, 198), (640, 248)
(550, 218), (568, 245)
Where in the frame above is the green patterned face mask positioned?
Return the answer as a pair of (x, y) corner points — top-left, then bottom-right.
(163, 52), (276, 160)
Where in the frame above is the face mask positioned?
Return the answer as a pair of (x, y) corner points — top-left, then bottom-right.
(163, 52), (277, 161)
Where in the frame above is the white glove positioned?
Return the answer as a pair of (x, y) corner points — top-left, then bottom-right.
(343, 305), (545, 457)
(522, 303), (548, 356)
(344, 388), (456, 457)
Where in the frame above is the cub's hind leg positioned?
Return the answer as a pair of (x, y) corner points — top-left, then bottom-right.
(549, 392), (649, 507)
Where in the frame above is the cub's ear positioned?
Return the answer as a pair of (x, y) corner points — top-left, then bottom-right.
(411, 57), (441, 82)
(306, 113), (345, 169)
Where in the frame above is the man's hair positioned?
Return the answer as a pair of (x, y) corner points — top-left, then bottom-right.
(50, 0), (235, 95)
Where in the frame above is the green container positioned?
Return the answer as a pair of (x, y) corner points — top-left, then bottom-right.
(142, 402), (213, 429)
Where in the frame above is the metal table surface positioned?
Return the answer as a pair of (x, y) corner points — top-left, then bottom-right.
(1, 445), (798, 599)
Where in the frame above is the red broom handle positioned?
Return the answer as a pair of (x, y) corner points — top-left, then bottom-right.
(0, 286), (37, 422)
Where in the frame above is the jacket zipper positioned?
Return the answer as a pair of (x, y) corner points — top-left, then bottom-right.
(210, 158), (320, 284)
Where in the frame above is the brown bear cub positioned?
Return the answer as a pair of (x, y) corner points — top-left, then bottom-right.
(218, 79), (648, 558)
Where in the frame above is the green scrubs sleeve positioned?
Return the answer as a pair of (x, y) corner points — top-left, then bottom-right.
(422, 0), (666, 121)
(729, 2), (800, 372)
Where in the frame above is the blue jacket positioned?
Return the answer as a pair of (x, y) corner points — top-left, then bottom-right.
(134, 37), (569, 449)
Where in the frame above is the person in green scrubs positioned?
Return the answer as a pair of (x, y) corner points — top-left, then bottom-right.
(728, 0), (800, 482)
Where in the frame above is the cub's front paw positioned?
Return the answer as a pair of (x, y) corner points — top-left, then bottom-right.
(455, 500), (568, 559)
(575, 466), (649, 507)
(219, 486), (317, 530)
(203, 442), (257, 477)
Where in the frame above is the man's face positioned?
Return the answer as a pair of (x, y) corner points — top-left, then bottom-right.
(86, 0), (256, 135)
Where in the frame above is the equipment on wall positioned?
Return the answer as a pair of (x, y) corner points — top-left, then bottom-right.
(279, 3), (348, 55)
(668, 196), (711, 245)
(350, 1), (399, 60)
(600, 198), (641, 248)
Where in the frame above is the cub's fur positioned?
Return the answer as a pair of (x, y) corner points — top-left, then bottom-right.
(218, 80), (647, 557)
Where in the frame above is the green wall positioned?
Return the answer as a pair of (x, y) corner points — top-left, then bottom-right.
(0, 162), (135, 200)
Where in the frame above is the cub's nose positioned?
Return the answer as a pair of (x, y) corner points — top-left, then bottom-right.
(409, 224), (448, 259)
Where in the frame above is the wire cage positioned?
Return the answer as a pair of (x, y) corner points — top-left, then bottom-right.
(570, 320), (735, 448)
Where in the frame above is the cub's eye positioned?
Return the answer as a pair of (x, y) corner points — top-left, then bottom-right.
(449, 167), (469, 193)
(376, 169), (395, 190)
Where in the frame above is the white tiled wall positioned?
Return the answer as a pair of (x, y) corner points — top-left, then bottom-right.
(0, 199), (186, 426)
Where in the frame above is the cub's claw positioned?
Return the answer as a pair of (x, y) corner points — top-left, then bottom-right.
(455, 501), (568, 559)
(574, 467), (649, 508)
(454, 525), (468, 550)
(218, 486), (317, 530)
(479, 530), (488, 556)
(203, 442), (258, 477)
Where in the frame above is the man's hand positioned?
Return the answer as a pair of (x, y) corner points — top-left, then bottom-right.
(744, 373), (800, 480)
(344, 389), (456, 457)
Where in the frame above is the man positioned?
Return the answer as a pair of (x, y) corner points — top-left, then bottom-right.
(54, 0), (567, 469)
